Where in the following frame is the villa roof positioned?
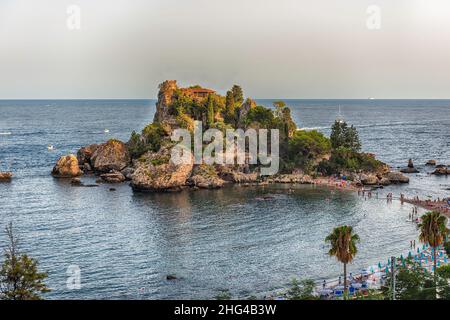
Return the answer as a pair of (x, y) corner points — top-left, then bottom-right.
(183, 87), (216, 94)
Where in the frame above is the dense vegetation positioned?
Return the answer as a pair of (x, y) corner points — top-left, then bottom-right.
(317, 120), (384, 175)
(128, 83), (385, 175)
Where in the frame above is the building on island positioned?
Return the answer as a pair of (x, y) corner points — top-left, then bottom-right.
(181, 87), (216, 100)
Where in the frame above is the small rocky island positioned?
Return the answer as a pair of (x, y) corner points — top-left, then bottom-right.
(52, 80), (411, 191)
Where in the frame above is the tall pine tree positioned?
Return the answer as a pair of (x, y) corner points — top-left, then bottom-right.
(225, 90), (235, 125)
(231, 85), (244, 106)
(207, 94), (215, 128)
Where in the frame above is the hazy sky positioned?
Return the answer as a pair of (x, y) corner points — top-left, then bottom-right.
(1, 0), (450, 99)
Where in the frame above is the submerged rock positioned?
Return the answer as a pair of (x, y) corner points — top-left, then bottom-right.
(0, 172), (13, 181)
(91, 139), (130, 173)
(52, 154), (83, 178)
(426, 160), (437, 166)
(131, 146), (193, 192)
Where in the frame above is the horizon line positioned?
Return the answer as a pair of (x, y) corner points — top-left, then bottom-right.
(2, 98), (450, 101)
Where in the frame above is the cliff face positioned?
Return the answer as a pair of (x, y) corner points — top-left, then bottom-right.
(153, 80), (178, 124)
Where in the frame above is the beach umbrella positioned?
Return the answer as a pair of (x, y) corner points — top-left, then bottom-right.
(385, 266), (389, 273)
(400, 254), (404, 260)
(423, 244), (426, 250)
(445, 257), (448, 263)
(378, 262), (382, 269)
(414, 255), (418, 261)
(438, 261), (441, 267)
(370, 266), (374, 273)
(417, 248), (420, 254)
(408, 251), (412, 259)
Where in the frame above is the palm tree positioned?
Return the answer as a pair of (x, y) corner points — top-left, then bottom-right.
(325, 226), (360, 294)
(418, 211), (449, 276)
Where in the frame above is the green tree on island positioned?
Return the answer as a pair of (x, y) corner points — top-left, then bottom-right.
(0, 223), (50, 300)
(225, 90), (236, 124)
(231, 85), (244, 106)
(206, 94), (215, 128)
(418, 211), (449, 282)
(330, 120), (361, 152)
(325, 226), (360, 295)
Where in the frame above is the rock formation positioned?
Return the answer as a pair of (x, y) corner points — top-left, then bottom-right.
(52, 154), (83, 178)
(384, 171), (410, 184)
(426, 160), (437, 166)
(360, 174), (378, 185)
(77, 144), (98, 167)
(432, 165), (449, 175)
(131, 146), (194, 192)
(153, 80), (178, 124)
(91, 139), (130, 173)
(0, 172), (13, 181)
(100, 171), (126, 183)
(188, 164), (225, 189)
(400, 159), (419, 173)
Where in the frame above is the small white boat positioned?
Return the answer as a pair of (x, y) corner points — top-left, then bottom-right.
(47, 145), (54, 151)
(336, 106), (344, 123)
(104, 129), (110, 133)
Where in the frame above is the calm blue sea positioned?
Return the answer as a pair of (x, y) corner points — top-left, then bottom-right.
(0, 99), (449, 299)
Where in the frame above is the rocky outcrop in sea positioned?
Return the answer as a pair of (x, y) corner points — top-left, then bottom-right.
(51, 80), (411, 192)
